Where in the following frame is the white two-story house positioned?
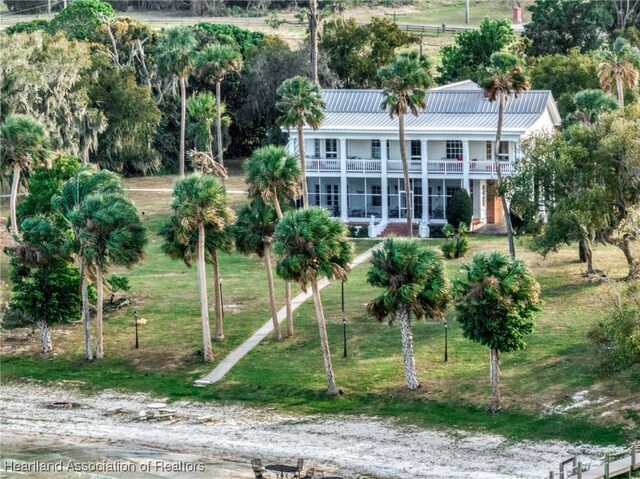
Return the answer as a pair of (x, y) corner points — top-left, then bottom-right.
(285, 80), (560, 235)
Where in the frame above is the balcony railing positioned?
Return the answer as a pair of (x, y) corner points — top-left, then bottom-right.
(387, 160), (422, 173)
(305, 158), (340, 172)
(470, 160), (513, 175)
(428, 160), (463, 174)
(347, 158), (381, 173)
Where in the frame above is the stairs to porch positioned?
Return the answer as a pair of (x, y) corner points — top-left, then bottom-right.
(380, 222), (418, 237)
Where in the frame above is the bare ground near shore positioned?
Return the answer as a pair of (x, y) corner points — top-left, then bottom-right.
(0, 382), (625, 479)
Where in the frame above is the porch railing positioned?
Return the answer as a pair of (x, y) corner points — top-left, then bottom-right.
(469, 160), (514, 175)
(305, 158), (340, 172)
(428, 160), (463, 174)
(346, 158), (381, 173)
(387, 160), (422, 173)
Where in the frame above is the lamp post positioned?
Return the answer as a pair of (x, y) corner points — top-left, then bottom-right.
(444, 320), (448, 362)
(342, 280), (347, 358)
(134, 310), (139, 349)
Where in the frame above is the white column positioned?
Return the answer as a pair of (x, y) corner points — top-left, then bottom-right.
(462, 139), (470, 192)
(421, 139), (429, 221)
(380, 138), (388, 222)
(340, 138), (348, 221)
(508, 140), (516, 174)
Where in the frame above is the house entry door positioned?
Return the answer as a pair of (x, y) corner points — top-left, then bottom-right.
(399, 190), (415, 219)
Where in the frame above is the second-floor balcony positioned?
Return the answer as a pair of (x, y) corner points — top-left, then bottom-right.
(303, 157), (514, 176)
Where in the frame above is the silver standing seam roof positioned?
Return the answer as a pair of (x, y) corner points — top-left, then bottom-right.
(314, 86), (560, 135)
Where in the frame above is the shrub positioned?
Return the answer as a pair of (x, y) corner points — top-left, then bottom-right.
(5, 19), (49, 35)
(441, 222), (470, 259)
(446, 189), (473, 229)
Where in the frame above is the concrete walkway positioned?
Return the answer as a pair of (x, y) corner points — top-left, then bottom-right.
(194, 244), (380, 386)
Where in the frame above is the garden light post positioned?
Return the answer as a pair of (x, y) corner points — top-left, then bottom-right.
(444, 320), (448, 362)
(342, 280), (347, 358)
(134, 310), (139, 349)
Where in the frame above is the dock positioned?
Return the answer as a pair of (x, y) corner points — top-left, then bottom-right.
(548, 444), (638, 479)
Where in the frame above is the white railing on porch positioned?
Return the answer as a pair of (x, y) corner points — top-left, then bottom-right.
(346, 158), (381, 173)
(428, 160), (463, 174)
(305, 158), (340, 172)
(470, 160), (514, 175)
(387, 160), (422, 173)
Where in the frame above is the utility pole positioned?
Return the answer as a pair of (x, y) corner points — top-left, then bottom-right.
(464, 0), (470, 24)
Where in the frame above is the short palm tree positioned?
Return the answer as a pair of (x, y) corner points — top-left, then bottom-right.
(187, 92), (231, 162)
(197, 44), (243, 168)
(55, 167), (125, 361)
(454, 251), (540, 412)
(481, 52), (530, 259)
(367, 239), (450, 390)
(378, 51), (432, 238)
(596, 37), (640, 108)
(274, 207), (354, 395)
(276, 76), (325, 207)
(155, 27), (197, 177)
(0, 114), (49, 235)
(234, 199), (282, 340)
(161, 174), (235, 362)
(73, 193), (147, 359)
(245, 145), (302, 337)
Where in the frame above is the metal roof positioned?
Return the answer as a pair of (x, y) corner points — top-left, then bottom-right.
(316, 88), (559, 135)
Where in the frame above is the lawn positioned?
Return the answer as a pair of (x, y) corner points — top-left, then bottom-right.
(1, 161), (639, 447)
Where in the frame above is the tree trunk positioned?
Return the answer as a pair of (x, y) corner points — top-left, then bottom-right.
(273, 196), (293, 337)
(95, 265), (104, 359)
(609, 236), (640, 280)
(297, 124), (308, 207)
(198, 224), (214, 362)
(10, 164), (21, 235)
(212, 249), (224, 340)
(79, 257), (93, 361)
(37, 319), (53, 354)
(494, 92), (516, 258)
(264, 244), (282, 340)
(399, 304), (420, 390)
(398, 112), (413, 238)
(578, 240), (587, 263)
(216, 80), (224, 168)
(616, 73), (625, 108)
(490, 348), (501, 412)
(308, 0), (319, 84)
(179, 76), (187, 177)
(311, 280), (339, 396)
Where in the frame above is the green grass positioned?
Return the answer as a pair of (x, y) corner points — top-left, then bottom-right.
(2, 167), (639, 447)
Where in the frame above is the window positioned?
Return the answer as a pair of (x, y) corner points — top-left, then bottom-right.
(326, 184), (338, 206)
(446, 186), (460, 197)
(314, 184), (320, 206)
(325, 139), (337, 159)
(313, 139), (321, 159)
(486, 141), (509, 161)
(371, 140), (381, 159)
(371, 184), (381, 206)
(446, 140), (463, 160)
(411, 140), (421, 161)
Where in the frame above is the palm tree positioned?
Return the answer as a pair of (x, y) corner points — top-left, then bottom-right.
(481, 52), (530, 259)
(274, 207), (354, 395)
(196, 44), (243, 168)
(367, 239), (450, 390)
(73, 193), (147, 359)
(276, 76), (325, 208)
(454, 251), (540, 412)
(155, 27), (197, 177)
(244, 145), (302, 337)
(0, 114), (49, 235)
(378, 51), (432, 238)
(187, 92), (230, 162)
(234, 199), (282, 340)
(161, 174), (234, 362)
(596, 37), (640, 108)
(55, 167), (124, 361)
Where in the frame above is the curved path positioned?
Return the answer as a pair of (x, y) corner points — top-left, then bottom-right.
(194, 244), (380, 386)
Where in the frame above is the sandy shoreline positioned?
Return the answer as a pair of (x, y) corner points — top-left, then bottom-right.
(0, 383), (622, 479)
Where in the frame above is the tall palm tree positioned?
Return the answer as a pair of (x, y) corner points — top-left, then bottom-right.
(276, 76), (325, 208)
(378, 51), (432, 238)
(73, 193), (147, 359)
(161, 174), (234, 362)
(274, 207), (354, 396)
(454, 251), (540, 412)
(244, 145), (302, 337)
(234, 199), (282, 340)
(0, 114), (49, 235)
(596, 37), (640, 109)
(55, 167), (124, 361)
(481, 52), (530, 259)
(187, 92), (230, 162)
(155, 27), (197, 177)
(367, 239), (450, 390)
(196, 44), (243, 168)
